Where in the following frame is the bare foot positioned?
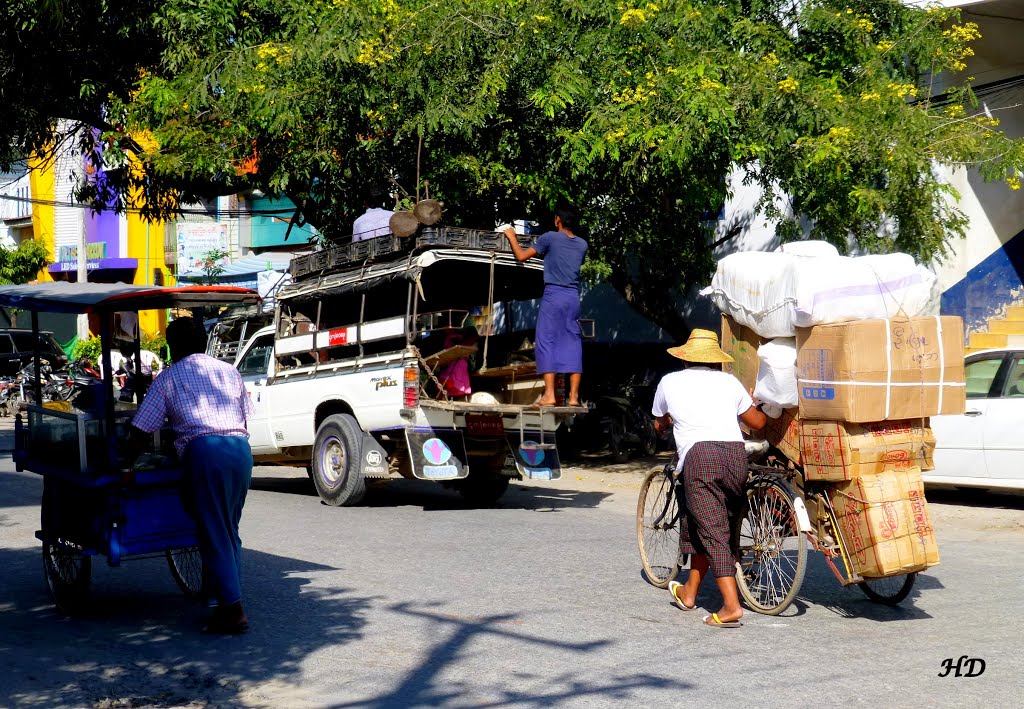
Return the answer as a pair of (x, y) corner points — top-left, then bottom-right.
(709, 608), (743, 624)
(531, 397), (557, 408)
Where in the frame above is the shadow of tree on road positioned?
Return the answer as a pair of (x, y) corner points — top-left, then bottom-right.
(0, 546), (374, 708)
(329, 601), (689, 708)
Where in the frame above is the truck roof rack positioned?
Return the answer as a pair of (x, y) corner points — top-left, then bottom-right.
(289, 226), (533, 281)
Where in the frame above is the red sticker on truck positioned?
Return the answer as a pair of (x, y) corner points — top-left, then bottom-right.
(328, 328), (349, 346)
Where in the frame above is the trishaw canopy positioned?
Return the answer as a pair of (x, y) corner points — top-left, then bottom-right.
(0, 282), (259, 314)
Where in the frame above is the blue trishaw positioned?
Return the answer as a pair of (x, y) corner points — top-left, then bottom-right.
(1, 283), (259, 614)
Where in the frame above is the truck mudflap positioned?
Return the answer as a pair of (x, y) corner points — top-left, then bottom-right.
(404, 427), (470, 481)
(360, 433), (390, 479)
(506, 431), (561, 481)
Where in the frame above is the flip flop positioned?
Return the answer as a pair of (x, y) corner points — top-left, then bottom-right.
(668, 581), (696, 611)
(703, 613), (742, 629)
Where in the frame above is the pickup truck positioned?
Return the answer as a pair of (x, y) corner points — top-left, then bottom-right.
(232, 232), (586, 506)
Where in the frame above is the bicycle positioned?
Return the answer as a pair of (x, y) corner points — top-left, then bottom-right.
(636, 444), (917, 615)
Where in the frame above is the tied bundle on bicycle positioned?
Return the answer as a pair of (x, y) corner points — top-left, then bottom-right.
(1, 283), (259, 615)
(638, 244), (964, 615)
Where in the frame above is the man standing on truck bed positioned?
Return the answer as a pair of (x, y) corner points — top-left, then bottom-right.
(503, 203), (587, 406)
(131, 317), (255, 635)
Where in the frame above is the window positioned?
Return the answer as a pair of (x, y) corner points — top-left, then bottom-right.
(1000, 356), (1024, 398)
(964, 356), (1004, 398)
(237, 336), (273, 377)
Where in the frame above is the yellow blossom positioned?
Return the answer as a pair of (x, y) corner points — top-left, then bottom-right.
(534, 15), (551, 22)
(620, 8), (647, 26)
(761, 52), (780, 67)
(777, 77), (799, 94)
(1008, 176), (1021, 190)
(886, 82), (918, 99)
(876, 40), (895, 52)
(855, 18), (874, 32)
(828, 126), (852, 140)
(860, 91), (880, 101)
(944, 104), (965, 117)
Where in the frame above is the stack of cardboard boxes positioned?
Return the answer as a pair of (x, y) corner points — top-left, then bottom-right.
(723, 314), (964, 578)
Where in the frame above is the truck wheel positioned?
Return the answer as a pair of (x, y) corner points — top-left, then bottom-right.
(311, 414), (366, 506)
(455, 454), (511, 506)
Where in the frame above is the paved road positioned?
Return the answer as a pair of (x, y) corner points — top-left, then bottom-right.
(1, 451), (1022, 709)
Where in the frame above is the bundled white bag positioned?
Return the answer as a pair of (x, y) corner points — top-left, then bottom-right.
(775, 240), (839, 257)
(753, 337), (798, 408)
(701, 250), (935, 338)
(791, 254), (935, 328)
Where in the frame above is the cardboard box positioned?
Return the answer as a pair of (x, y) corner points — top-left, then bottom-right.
(801, 419), (935, 481)
(898, 467), (941, 567)
(796, 316), (966, 422)
(830, 469), (934, 578)
(721, 314), (763, 394)
(765, 408), (802, 464)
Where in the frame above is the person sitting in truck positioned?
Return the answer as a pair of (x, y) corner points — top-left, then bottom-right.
(352, 188), (395, 242)
(651, 328), (767, 629)
(503, 203), (587, 407)
(131, 317), (255, 635)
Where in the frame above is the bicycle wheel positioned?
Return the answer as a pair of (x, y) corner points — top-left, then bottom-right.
(859, 573), (916, 605)
(733, 477), (807, 615)
(42, 541), (91, 615)
(636, 467), (681, 588)
(166, 547), (204, 597)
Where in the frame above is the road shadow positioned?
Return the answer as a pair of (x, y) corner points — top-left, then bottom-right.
(0, 545), (374, 708)
(250, 471), (613, 512)
(0, 468), (42, 512)
(329, 601), (690, 708)
(647, 553), (939, 623)
(924, 485), (1024, 510)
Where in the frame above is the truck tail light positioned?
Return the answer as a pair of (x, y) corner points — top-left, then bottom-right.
(403, 362), (419, 409)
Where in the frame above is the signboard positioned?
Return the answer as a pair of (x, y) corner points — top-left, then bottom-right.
(57, 243), (106, 270)
(176, 223), (229, 272)
(404, 428), (469, 480)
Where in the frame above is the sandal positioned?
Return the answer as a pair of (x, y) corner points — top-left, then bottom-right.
(703, 613), (742, 629)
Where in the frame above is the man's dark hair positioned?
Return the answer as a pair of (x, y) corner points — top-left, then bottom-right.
(365, 188), (389, 209)
(555, 203), (581, 232)
(166, 317), (208, 361)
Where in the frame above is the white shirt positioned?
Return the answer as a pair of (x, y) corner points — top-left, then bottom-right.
(652, 366), (753, 470)
(352, 208), (394, 241)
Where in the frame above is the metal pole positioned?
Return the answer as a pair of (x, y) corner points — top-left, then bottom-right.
(77, 209), (90, 342)
(99, 313), (117, 469)
(31, 310), (43, 405)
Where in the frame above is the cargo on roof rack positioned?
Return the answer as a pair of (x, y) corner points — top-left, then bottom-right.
(289, 226), (535, 280)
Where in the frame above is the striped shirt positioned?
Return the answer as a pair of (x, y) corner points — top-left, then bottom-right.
(132, 353), (254, 457)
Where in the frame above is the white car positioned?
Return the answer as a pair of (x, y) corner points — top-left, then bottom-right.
(927, 348), (1024, 491)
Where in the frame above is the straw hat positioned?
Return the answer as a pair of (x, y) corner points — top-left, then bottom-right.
(666, 328), (734, 364)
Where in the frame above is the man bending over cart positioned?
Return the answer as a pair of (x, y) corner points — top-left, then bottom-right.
(132, 317), (255, 634)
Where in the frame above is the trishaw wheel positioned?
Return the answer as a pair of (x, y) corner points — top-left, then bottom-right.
(858, 573), (916, 605)
(636, 467), (681, 588)
(733, 478), (807, 615)
(167, 547), (204, 597)
(42, 542), (91, 615)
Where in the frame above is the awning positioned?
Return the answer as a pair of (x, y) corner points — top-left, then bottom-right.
(0, 282), (259, 314)
(177, 252), (299, 283)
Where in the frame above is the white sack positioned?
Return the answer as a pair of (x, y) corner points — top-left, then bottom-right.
(700, 251), (935, 338)
(753, 337), (798, 408)
(790, 254), (936, 328)
(775, 240), (839, 258)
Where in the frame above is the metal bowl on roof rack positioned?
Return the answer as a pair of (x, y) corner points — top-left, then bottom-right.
(413, 199), (443, 226)
(389, 211), (419, 238)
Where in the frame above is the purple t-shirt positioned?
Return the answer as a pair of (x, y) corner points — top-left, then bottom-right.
(534, 230), (587, 288)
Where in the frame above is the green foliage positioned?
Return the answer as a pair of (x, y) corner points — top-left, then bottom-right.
(70, 335), (102, 365)
(0, 239), (50, 285)
(199, 248), (229, 285)
(6, 1), (1024, 336)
